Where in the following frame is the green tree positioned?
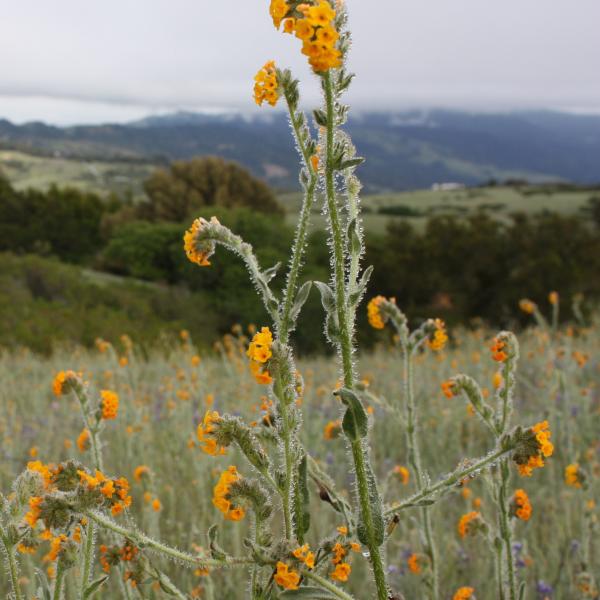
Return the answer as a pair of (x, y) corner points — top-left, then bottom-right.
(141, 156), (283, 221)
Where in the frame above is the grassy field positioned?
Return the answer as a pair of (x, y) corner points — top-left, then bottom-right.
(0, 150), (155, 198)
(1, 318), (597, 598)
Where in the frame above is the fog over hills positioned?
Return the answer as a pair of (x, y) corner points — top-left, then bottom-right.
(1, 110), (599, 192)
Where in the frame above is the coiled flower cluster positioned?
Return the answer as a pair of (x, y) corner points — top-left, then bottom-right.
(253, 61), (279, 106)
(247, 326), (274, 384)
(269, 0), (342, 72)
(212, 466), (245, 521)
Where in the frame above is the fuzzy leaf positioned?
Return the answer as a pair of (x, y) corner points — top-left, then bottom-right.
(262, 262), (281, 283)
(208, 524), (228, 560)
(293, 454), (311, 541)
(313, 109), (328, 127)
(348, 265), (373, 308)
(314, 281), (335, 313)
(356, 458), (385, 547)
(339, 157), (365, 170)
(290, 281), (313, 323)
(83, 575), (110, 599)
(335, 388), (369, 440)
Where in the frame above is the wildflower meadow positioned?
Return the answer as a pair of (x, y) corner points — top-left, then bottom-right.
(1, 2), (598, 599)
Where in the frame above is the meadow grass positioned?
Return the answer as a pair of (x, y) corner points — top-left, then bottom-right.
(1, 321), (597, 598)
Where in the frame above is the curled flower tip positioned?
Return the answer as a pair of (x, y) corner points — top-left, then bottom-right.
(513, 420), (554, 477)
(183, 217), (219, 266)
(52, 370), (80, 397)
(511, 489), (532, 521)
(212, 466), (246, 521)
(367, 295), (387, 329)
(441, 379), (456, 399)
(196, 410), (227, 456)
(548, 291), (559, 305)
(330, 562), (351, 582)
(519, 299), (536, 314)
(453, 587), (475, 600)
(253, 61), (280, 107)
(323, 419), (342, 440)
(457, 511), (483, 538)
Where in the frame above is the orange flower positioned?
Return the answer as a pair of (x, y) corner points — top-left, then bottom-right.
(367, 296), (386, 329)
(274, 562), (300, 590)
(512, 489), (532, 521)
(100, 390), (119, 420)
(490, 338), (508, 362)
(77, 428), (90, 452)
(330, 562), (351, 582)
(393, 465), (410, 485)
(457, 511), (480, 538)
(407, 553), (421, 574)
(453, 587), (475, 600)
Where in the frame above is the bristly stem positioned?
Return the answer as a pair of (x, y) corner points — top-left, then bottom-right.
(403, 350), (439, 599)
(385, 444), (515, 517)
(2, 534), (24, 600)
(274, 376), (294, 541)
(84, 510), (253, 569)
(279, 82), (318, 343)
(302, 568), (356, 600)
(53, 560), (65, 600)
(322, 71), (388, 600)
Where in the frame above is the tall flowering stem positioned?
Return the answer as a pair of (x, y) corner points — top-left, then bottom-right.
(380, 305), (448, 599)
(491, 333), (520, 600)
(320, 67), (388, 599)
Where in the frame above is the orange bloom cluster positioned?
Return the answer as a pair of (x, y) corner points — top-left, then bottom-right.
(212, 466), (245, 521)
(100, 542), (139, 574)
(441, 379), (456, 399)
(100, 390), (119, 420)
(274, 561), (301, 590)
(183, 218), (211, 266)
(407, 553), (421, 574)
(330, 542), (352, 582)
(517, 421), (554, 477)
(490, 338), (508, 362)
(367, 296), (386, 329)
(197, 410), (226, 456)
(548, 291), (559, 305)
(77, 428), (90, 452)
(24, 496), (44, 528)
(43, 534), (67, 563)
(427, 319), (448, 351)
(52, 370), (78, 396)
(292, 544), (315, 569)
(323, 419), (342, 440)
(512, 489), (532, 521)
(270, 0), (342, 72)
(253, 61), (279, 107)
(77, 470), (132, 516)
(27, 460), (56, 489)
(393, 465), (410, 485)
(457, 511), (480, 538)
(453, 587), (475, 600)
(565, 463), (582, 488)
(247, 327), (274, 385)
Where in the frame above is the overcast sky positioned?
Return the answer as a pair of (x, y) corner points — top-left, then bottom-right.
(1, 0), (599, 125)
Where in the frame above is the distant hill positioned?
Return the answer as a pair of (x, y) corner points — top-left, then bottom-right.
(1, 110), (599, 192)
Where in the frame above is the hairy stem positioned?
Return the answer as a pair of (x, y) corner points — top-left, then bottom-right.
(322, 71), (387, 600)
(279, 90), (317, 342)
(274, 377), (294, 541)
(403, 350), (439, 599)
(2, 536), (24, 600)
(498, 462), (517, 600)
(84, 510), (252, 569)
(303, 568), (356, 600)
(53, 561), (65, 600)
(385, 444), (514, 517)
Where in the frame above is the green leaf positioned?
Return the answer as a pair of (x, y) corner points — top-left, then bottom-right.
(279, 587), (337, 599)
(356, 457), (385, 547)
(293, 454), (311, 541)
(313, 109), (328, 127)
(83, 575), (110, 599)
(339, 157), (365, 170)
(208, 524), (228, 560)
(314, 281), (335, 313)
(290, 281), (313, 323)
(335, 388), (369, 440)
